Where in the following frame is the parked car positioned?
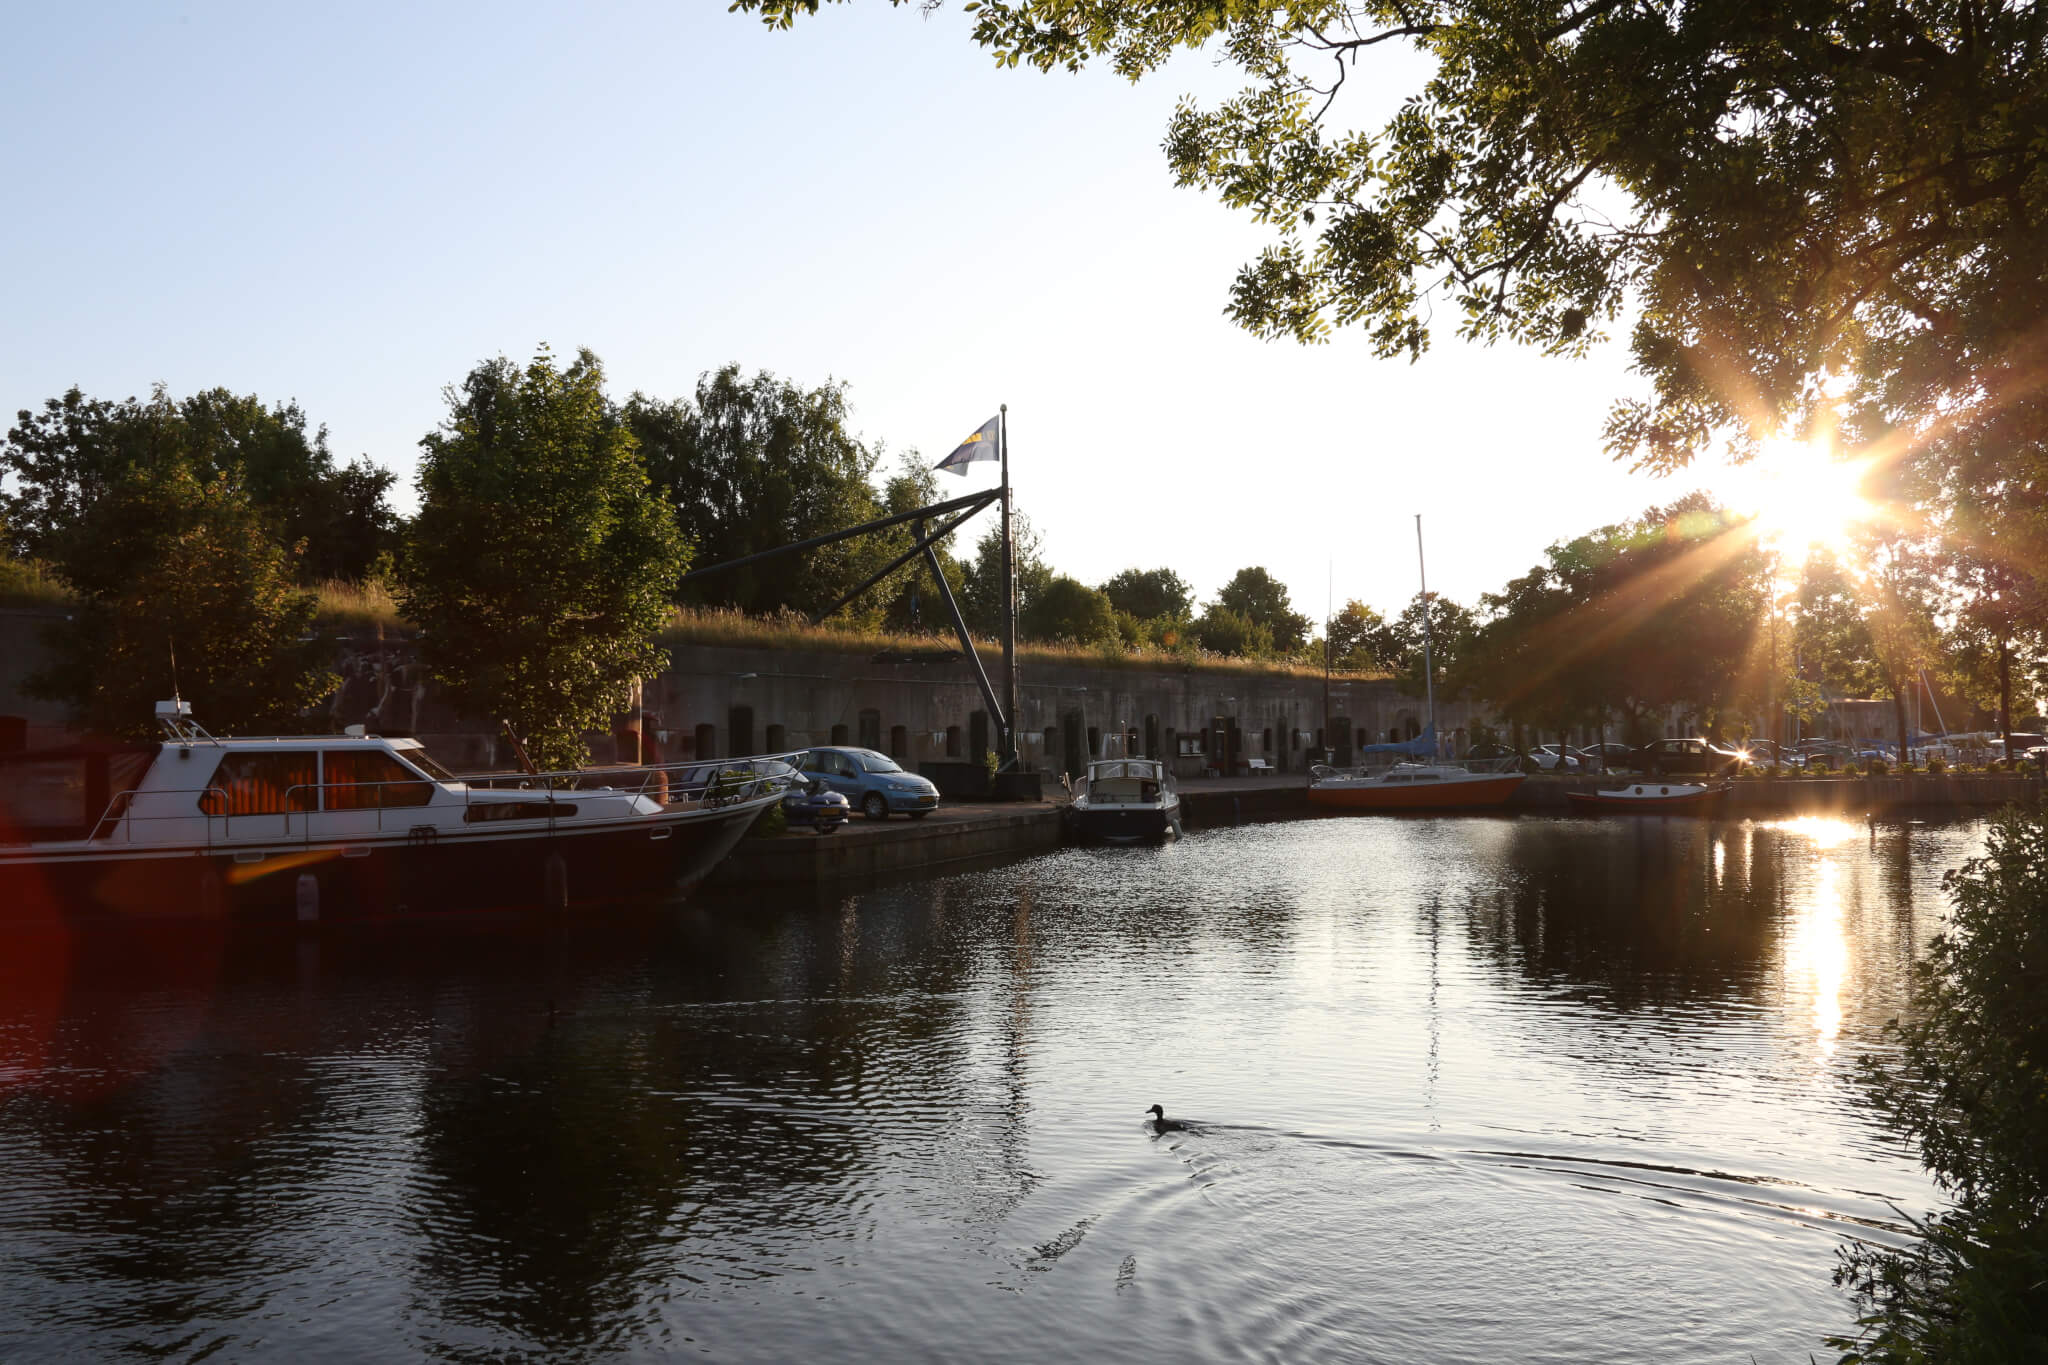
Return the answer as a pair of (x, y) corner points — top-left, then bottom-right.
(1743, 739), (1805, 770)
(1531, 744), (1582, 771)
(1580, 742), (1636, 771)
(781, 778), (852, 833)
(1464, 742), (1517, 764)
(1629, 737), (1746, 779)
(1798, 740), (1852, 771)
(797, 746), (941, 820)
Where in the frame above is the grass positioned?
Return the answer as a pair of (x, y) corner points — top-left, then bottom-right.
(0, 556), (73, 608)
(312, 577), (406, 630)
(659, 605), (1381, 681)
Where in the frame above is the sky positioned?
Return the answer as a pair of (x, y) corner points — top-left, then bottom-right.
(2, 2), (1718, 619)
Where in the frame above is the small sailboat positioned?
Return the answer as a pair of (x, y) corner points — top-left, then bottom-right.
(1564, 781), (1727, 814)
(1308, 517), (1524, 813)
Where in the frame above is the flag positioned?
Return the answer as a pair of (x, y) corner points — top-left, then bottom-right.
(934, 416), (999, 476)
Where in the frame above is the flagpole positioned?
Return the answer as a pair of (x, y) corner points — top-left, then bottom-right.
(999, 404), (1019, 768)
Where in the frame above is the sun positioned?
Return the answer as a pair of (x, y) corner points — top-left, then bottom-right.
(1723, 436), (1876, 566)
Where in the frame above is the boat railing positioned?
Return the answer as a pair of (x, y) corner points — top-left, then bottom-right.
(78, 754), (803, 846)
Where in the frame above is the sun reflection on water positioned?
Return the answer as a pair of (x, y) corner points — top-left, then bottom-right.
(1771, 817), (1858, 1055)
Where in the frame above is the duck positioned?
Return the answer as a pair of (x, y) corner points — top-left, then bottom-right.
(1144, 1104), (1187, 1133)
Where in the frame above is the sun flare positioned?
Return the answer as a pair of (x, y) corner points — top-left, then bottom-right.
(1723, 437), (1876, 566)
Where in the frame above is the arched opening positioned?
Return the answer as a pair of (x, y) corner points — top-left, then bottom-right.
(1062, 710), (1085, 778)
(830, 722), (850, 746)
(945, 725), (962, 757)
(969, 710), (990, 762)
(1262, 727), (1274, 770)
(1332, 716), (1353, 766)
(765, 723), (787, 753)
(1086, 726), (1101, 760)
(858, 708), (882, 751)
(694, 723), (717, 760)
(1144, 714), (1160, 759)
(728, 705), (755, 757)
(890, 725), (908, 759)
(1405, 716), (1420, 741)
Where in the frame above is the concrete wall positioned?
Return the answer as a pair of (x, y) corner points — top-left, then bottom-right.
(649, 642), (1485, 778)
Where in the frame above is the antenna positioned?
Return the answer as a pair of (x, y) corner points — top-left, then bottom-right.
(168, 633), (182, 702)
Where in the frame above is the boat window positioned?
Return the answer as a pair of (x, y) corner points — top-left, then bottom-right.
(1384, 774), (1411, 783)
(200, 752), (318, 816)
(464, 802), (576, 823)
(323, 750), (436, 809)
(399, 747), (458, 782)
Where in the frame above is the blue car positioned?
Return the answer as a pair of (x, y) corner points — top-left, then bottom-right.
(781, 780), (851, 833)
(797, 746), (940, 820)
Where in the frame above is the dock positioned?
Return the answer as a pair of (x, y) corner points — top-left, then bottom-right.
(710, 771), (2041, 892)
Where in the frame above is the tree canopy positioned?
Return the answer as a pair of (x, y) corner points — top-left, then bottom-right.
(1100, 566), (1195, 622)
(627, 365), (898, 619)
(3, 384), (396, 581)
(401, 349), (688, 770)
(738, 0), (2048, 494)
(26, 462), (334, 737)
(1213, 565), (1312, 650)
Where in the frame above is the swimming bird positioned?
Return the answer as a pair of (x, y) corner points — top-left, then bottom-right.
(1145, 1104), (1187, 1133)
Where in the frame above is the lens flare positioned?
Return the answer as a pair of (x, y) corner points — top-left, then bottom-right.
(1723, 437), (1876, 566)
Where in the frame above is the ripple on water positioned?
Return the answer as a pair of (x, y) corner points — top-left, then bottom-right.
(0, 814), (1979, 1363)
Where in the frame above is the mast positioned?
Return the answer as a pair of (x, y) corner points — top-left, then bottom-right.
(1415, 514), (1438, 759)
(999, 405), (1019, 767)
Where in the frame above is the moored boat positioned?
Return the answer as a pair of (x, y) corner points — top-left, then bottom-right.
(1564, 781), (1727, 813)
(0, 701), (796, 923)
(1069, 755), (1180, 842)
(1307, 761), (1525, 811)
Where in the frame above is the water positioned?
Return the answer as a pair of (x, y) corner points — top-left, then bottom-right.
(0, 814), (1980, 1362)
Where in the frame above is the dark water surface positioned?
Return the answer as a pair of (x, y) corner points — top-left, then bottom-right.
(0, 814), (1981, 1362)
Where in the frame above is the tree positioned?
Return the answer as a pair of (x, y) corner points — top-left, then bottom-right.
(1214, 566), (1311, 651)
(1327, 599), (1391, 671)
(1375, 590), (1481, 702)
(1023, 575), (1118, 644)
(960, 511), (1053, 639)
(26, 462), (334, 738)
(400, 349), (687, 770)
(2, 384), (396, 581)
(1192, 604), (1274, 657)
(1100, 566), (1194, 623)
(1457, 497), (1773, 741)
(625, 365), (889, 618)
(740, 0), (2048, 491)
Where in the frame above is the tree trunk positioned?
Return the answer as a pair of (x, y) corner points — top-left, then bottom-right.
(1891, 678), (1910, 762)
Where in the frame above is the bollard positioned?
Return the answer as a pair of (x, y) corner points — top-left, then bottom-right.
(543, 851), (569, 912)
(295, 872), (320, 924)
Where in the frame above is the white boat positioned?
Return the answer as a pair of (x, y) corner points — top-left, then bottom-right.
(0, 700), (795, 923)
(1069, 735), (1180, 843)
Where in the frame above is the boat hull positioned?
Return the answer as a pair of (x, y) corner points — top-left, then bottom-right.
(0, 799), (770, 926)
(1069, 803), (1180, 843)
(1307, 774), (1525, 811)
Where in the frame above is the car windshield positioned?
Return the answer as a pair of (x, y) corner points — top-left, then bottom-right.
(854, 750), (901, 774)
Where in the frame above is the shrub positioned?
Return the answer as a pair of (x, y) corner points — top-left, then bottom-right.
(1830, 804), (2048, 1362)
(1868, 757), (1891, 775)
(1927, 754), (1949, 774)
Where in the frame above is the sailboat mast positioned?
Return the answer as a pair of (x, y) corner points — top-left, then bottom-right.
(1415, 514), (1438, 758)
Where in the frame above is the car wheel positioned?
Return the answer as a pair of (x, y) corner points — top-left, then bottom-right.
(863, 793), (889, 821)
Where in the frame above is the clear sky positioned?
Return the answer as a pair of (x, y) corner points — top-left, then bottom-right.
(3, 2), (1713, 619)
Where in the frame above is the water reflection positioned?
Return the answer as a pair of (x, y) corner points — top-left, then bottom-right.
(0, 816), (1984, 1364)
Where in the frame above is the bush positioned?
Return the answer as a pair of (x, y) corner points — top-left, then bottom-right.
(1868, 757), (1891, 775)
(1830, 804), (2048, 1363)
(1927, 754), (1949, 774)
(748, 802), (788, 838)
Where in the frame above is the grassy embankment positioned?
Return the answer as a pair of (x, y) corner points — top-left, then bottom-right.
(13, 569), (1370, 682)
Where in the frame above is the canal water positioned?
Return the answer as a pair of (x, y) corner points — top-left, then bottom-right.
(0, 814), (1979, 1362)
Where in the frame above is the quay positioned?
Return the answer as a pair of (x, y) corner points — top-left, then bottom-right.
(723, 770), (2042, 890)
